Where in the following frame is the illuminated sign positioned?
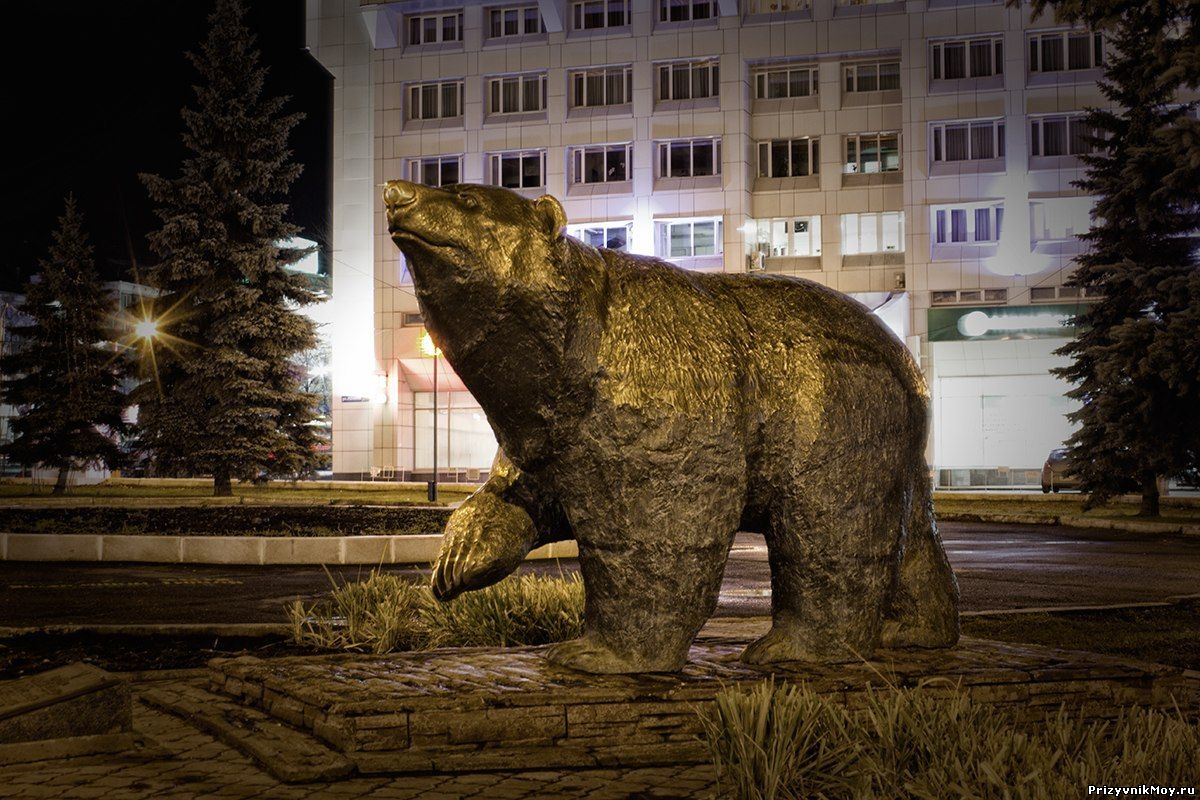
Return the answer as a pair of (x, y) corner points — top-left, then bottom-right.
(928, 303), (1089, 342)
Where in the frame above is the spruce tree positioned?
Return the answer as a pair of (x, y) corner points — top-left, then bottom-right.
(1046, 2), (1200, 515)
(137, 0), (321, 496)
(0, 197), (127, 494)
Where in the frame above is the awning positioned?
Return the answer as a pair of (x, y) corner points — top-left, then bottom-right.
(396, 357), (469, 393)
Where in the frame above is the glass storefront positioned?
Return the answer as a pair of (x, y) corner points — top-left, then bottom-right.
(412, 391), (498, 470)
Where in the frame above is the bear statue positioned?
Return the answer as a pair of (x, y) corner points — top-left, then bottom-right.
(384, 180), (959, 674)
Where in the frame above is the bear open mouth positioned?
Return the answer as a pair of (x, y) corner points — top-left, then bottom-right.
(389, 228), (462, 252)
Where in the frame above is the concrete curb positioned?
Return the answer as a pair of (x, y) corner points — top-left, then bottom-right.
(937, 511), (1200, 537)
(0, 532), (578, 565)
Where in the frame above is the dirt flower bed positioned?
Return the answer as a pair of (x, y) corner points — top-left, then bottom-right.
(0, 505), (452, 537)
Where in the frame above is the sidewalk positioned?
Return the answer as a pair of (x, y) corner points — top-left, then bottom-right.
(1, 690), (715, 800)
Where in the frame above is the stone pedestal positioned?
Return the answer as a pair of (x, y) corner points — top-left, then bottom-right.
(208, 638), (1199, 776)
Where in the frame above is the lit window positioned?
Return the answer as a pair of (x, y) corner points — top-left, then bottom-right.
(844, 132), (900, 173)
(840, 212), (904, 254)
(656, 218), (724, 259)
(932, 203), (1004, 245)
(844, 61), (900, 92)
(566, 221), (632, 251)
(1030, 115), (1102, 157)
(757, 138), (820, 178)
(752, 217), (822, 257)
(569, 67), (633, 107)
(487, 5), (545, 38)
(657, 61), (720, 101)
(1029, 31), (1104, 73)
(1030, 197), (1096, 242)
(930, 37), (1003, 80)
(407, 156), (462, 188)
(407, 12), (463, 46)
(487, 73), (548, 114)
(657, 138), (722, 178)
(488, 151), (546, 189)
(571, 0), (630, 30)
(570, 144), (633, 184)
(930, 119), (1005, 162)
(754, 66), (819, 99)
(659, 0), (717, 21)
(408, 81), (463, 121)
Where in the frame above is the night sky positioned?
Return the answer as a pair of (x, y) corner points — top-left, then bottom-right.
(2, 1), (331, 292)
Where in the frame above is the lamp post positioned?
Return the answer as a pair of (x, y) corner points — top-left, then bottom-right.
(419, 330), (442, 502)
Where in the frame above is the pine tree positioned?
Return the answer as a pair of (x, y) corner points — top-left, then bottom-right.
(137, 0), (321, 496)
(1048, 2), (1200, 515)
(0, 197), (127, 495)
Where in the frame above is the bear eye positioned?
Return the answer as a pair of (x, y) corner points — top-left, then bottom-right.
(458, 192), (478, 209)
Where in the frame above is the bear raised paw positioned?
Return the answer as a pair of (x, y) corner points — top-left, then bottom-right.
(387, 181), (959, 674)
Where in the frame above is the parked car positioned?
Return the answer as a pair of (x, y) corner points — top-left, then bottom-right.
(1041, 448), (1079, 493)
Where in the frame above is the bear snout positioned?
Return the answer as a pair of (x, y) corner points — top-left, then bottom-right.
(383, 180), (418, 212)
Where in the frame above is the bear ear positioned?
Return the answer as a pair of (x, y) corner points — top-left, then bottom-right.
(534, 194), (567, 240)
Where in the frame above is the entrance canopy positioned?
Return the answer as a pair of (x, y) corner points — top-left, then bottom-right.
(397, 357), (469, 393)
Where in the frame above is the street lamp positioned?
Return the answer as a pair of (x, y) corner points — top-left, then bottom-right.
(133, 317), (159, 341)
(418, 330), (442, 502)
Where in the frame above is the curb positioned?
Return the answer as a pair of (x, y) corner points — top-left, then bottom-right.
(0, 532), (579, 565)
(937, 511), (1199, 537)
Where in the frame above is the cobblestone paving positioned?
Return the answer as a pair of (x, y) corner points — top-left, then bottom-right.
(0, 702), (717, 800)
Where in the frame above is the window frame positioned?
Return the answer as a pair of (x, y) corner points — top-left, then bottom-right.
(840, 211), (905, 255)
(658, 0), (718, 22)
(486, 5), (546, 39)
(1028, 30), (1104, 73)
(569, 143), (634, 184)
(931, 202), (1004, 246)
(843, 131), (901, 174)
(407, 155), (463, 188)
(656, 137), (723, 179)
(929, 118), (1006, 163)
(756, 137), (820, 178)
(930, 36), (1004, 80)
(656, 60), (721, 102)
(753, 65), (819, 100)
(565, 221), (634, 252)
(407, 12), (464, 46)
(568, 66), (634, 108)
(844, 60), (901, 93)
(571, 0), (631, 30)
(407, 80), (465, 121)
(655, 217), (725, 260)
(1029, 114), (1101, 157)
(752, 216), (823, 258)
(486, 72), (549, 115)
(487, 150), (548, 190)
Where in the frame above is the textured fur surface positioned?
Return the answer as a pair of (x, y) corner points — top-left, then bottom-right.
(386, 181), (959, 673)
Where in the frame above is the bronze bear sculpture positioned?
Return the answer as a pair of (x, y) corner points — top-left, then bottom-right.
(384, 180), (959, 674)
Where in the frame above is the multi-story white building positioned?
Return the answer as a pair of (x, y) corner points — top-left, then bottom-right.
(306, 0), (1193, 486)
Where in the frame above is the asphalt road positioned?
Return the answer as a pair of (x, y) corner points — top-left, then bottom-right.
(0, 521), (1197, 628)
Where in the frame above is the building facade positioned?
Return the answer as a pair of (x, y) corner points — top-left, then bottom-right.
(306, 0), (1194, 485)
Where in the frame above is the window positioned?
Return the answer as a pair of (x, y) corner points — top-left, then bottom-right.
(566, 221), (632, 251)
(1030, 115), (1101, 157)
(844, 132), (900, 173)
(1030, 197), (1095, 242)
(488, 151), (546, 189)
(930, 37), (1003, 79)
(408, 156), (461, 188)
(844, 61), (900, 92)
(407, 12), (463, 46)
(408, 81), (463, 121)
(840, 212), (904, 254)
(570, 67), (633, 107)
(754, 66), (819, 99)
(570, 144), (632, 184)
(572, 0), (630, 30)
(658, 138), (721, 178)
(930, 119), (1005, 162)
(746, 0), (812, 11)
(1029, 31), (1103, 73)
(753, 217), (822, 257)
(660, 0), (717, 21)
(657, 61), (720, 101)
(932, 203), (1004, 245)
(488, 5), (545, 38)
(757, 138), (820, 178)
(487, 73), (548, 114)
(656, 218), (724, 259)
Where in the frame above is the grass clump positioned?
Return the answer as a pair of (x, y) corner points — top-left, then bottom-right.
(701, 681), (1199, 800)
(289, 570), (583, 654)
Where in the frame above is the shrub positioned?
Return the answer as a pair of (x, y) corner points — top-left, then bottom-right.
(700, 681), (1199, 800)
(289, 570), (583, 654)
